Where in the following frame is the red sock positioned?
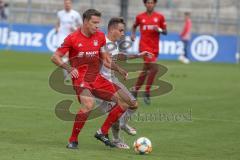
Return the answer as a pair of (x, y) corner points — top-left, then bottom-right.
(135, 71), (147, 91)
(101, 105), (125, 135)
(145, 70), (158, 94)
(69, 109), (89, 142)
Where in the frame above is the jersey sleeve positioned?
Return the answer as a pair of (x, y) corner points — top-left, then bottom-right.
(160, 15), (167, 30)
(56, 34), (72, 55)
(100, 33), (106, 51)
(134, 15), (141, 26)
(100, 37), (108, 52)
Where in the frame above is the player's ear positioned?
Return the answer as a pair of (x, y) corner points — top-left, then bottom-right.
(83, 19), (89, 24)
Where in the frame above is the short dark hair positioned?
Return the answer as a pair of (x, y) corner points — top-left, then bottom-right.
(108, 17), (126, 30)
(83, 9), (101, 21)
(184, 12), (191, 16)
(143, 0), (157, 4)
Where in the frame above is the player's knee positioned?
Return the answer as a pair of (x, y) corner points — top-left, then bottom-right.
(130, 100), (138, 107)
(152, 64), (159, 72)
(155, 67), (159, 73)
(119, 101), (130, 109)
(111, 95), (119, 104)
(142, 70), (148, 76)
(129, 100), (138, 109)
(120, 98), (137, 109)
(82, 100), (95, 111)
(149, 67), (158, 75)
(129, 106), (138, 110)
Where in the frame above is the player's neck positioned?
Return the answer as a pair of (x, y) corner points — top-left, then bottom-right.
(65, 8), (71, 12)
(81, 27), (92, 37)
(107, 34), (116, 42)
(146, 10), (154, 15)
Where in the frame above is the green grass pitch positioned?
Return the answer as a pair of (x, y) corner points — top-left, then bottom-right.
(0, 50), (240, 160)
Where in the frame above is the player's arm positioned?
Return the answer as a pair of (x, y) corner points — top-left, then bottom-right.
(55, 11), (61, 33)
(131, 24), (138, 41)
(51, 36), (78, 78)
(55, 18), (60, 33)
(101, 51), (128, 80)
(154, 27), (167, 35)
(51, 52), (79, 79)
(114, 51), (153, 61)
(154, 15), (168, 35)
(51, 52), (70, 71)
(131, 16), (140, 41)
(153, 25), (167, 35)
(161, 15), (168, 35)
(161, 28), (167, 35)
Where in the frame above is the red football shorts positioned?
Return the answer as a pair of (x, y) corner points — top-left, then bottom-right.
(142, 51), (159, 63)
(73, 74), (120, 103)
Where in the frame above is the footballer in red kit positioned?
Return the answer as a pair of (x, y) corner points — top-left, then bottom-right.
(131, 0), (167, 104)
(51, 9), (137, 149)
(135, 11), (166, 62)
(56, 29), (116, 100)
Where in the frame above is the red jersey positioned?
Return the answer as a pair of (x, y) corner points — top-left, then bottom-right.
(180, 17), (192, 40)
(135, 11), (167, 55)
(56, 30), (106, 86)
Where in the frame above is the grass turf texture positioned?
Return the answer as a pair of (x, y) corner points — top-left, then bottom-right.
(0, 50), (240, 160)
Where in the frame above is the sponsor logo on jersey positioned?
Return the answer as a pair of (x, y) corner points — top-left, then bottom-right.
(77, 51), (99, 58)
(142, 25), (156, 31)
(78, 52), (84, 58)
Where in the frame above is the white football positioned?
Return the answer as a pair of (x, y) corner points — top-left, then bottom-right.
(133, 137), (152, 154)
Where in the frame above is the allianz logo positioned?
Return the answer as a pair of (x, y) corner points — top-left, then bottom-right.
(46, 28), (58, 52)
(127, 35), (219, 61)
(191, 35), (218, 61)
(0, 27), (43, 47)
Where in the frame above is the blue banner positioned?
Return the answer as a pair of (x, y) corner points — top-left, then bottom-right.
(0, 23), (238, 63)
(126, 33), (238, 63)
(0, 23), (55, 53)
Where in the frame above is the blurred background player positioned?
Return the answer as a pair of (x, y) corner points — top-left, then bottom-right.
(55, 0), (82, 81)
(97, 17), (151, 149)
(0, 0), (9, 22)
(179, 11), (192, 64)
(130, 0), (167, 105)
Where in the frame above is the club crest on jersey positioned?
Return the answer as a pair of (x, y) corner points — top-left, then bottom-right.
(154, 18), (158, 23)
(78, 43), (83, 47)
(142, 19), (146, 23)
(80, 83), (84, 88)
(93, 40), (98, 46)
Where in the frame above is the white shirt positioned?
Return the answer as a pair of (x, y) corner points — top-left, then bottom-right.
(100, 37), (119, 81)
(57, 9), (82, 46)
